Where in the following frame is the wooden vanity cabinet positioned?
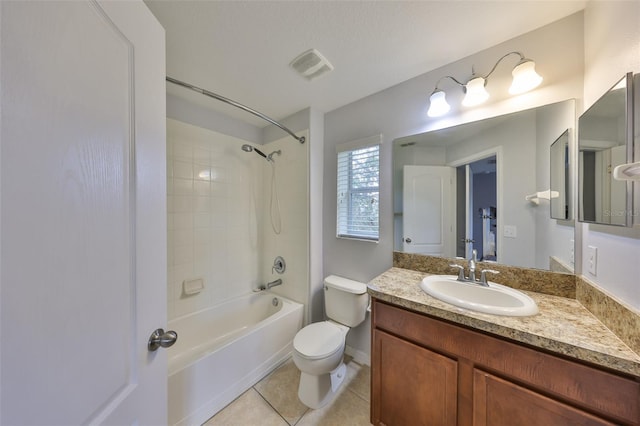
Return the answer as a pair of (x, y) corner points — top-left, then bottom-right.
(371, 299), (640, 426)
(373, 331), (458, 426)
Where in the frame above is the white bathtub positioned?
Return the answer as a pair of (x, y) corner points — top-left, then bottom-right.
(167, 292), (304, 426)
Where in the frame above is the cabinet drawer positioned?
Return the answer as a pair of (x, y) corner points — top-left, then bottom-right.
(374, 300), (640, 424)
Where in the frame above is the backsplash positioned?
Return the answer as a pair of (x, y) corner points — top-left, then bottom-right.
(393, 252), (575, 298)
(577, 276), (640, 355)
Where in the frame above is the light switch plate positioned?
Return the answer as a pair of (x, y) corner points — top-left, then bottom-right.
(504, 225), (517, 238)
(587, 245), (597, 275)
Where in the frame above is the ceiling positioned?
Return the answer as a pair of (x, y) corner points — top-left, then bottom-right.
(145, 1), (586, 128)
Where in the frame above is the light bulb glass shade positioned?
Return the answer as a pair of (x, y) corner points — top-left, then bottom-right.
(462, 77), (489, 107)
(509, 60), (543, 94)
(427, 90), (450, 117)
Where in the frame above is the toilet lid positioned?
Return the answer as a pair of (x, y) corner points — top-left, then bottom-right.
(294, 322), (345, 360)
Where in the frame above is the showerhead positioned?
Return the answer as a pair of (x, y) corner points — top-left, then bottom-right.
(241, 144), (268, 160)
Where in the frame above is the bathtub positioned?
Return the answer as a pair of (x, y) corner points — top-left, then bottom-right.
(167, 292), (304, 426)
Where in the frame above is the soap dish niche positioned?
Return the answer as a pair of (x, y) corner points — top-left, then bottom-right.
(183, 278), (204, 296)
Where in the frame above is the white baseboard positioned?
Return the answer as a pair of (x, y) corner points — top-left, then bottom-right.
(345, 345), (370, 366)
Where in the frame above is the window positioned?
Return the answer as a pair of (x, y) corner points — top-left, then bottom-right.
(337, 135), (381, 241)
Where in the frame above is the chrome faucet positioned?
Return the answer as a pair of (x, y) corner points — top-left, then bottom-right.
(266, 278), (283, 289)
(253, 278), (283, 292)
(468, 249), (478, 282)
(449, 249), (499, 286)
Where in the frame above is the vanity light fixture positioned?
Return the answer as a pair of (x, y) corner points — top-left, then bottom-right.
(462, 76), (490, 107)
(427, 51), (543, 118)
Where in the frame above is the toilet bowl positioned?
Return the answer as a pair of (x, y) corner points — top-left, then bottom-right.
(292, 275), (368, 409)
(292, 321), (349, 408)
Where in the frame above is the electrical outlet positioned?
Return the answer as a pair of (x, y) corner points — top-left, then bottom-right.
(504, 225), (517, 238)
(587, 245), (598, 276)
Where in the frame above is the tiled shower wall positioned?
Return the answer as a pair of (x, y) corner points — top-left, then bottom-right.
(167, 119), (309, 320)
(167, 118), (264, 319)
(259, 134), (309, 313)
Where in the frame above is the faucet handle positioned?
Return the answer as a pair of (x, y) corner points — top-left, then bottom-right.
(449, 264), (465, 281)
(480, 269), (499, 286)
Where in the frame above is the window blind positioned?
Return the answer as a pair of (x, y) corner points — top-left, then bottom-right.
(337, 141), (380, 241)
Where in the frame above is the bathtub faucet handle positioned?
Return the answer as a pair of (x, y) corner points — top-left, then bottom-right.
(272, 256), (286, 274)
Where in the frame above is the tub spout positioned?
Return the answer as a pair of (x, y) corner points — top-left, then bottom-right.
(253, 279), (283, 292)
(266, 279), (283, 289)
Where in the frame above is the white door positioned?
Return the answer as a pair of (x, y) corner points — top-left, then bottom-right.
(402, 165), (455, 256)
(464, 165), (474, 259)
(1, 1), (167, 424)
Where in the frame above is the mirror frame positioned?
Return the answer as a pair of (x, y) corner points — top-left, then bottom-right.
(578, 72), (634, 227)
(550, 129), (571, 220)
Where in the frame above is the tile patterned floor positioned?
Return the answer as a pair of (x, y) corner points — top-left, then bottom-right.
(204, 357), (372, 426)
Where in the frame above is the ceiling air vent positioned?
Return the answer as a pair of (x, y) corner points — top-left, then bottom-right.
(289, 48), (334, 81)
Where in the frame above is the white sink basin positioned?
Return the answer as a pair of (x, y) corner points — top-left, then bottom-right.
(419, 275), (538, 316)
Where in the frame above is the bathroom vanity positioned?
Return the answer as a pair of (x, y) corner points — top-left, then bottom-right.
(368, 268), (640, 426)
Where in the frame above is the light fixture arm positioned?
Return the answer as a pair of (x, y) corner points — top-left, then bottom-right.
(482, 51), (526, 80)
(430, 75), (466, 94)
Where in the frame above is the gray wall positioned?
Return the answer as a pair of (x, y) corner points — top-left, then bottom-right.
(323, 13), (584, 358)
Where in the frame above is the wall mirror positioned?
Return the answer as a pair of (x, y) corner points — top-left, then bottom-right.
(393, 99), (576, 273)
(550, 129), (571, 220)
(578, 73), (633, 226)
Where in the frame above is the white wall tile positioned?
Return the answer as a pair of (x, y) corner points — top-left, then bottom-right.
(193, 147), (210, 163)
(167, 119), (267, 319)
(173, 160), (193, 180)
(173, 178), (192, 195)
(193, 180), (210, 196)
(172, 143), (193, 161)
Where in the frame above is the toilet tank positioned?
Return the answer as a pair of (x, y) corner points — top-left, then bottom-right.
(324, 275), (369, 327)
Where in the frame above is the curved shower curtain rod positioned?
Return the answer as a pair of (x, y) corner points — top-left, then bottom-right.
(166, 76), (306, 144)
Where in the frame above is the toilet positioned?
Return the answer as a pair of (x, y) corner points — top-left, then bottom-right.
(292, 275), (369, 409)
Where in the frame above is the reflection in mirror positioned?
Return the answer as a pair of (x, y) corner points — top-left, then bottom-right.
(550, 130), (571, 220)
(393, 100), (575, 272)
(578, 73), (633, 226)
(454, 156), (497, 260)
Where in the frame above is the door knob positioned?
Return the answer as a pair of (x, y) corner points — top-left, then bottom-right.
(404, 237), (412, 243)
(148, 328), (178, 351)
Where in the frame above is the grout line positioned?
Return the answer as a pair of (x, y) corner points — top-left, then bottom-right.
(252, 384), (307, 426)
(346, 386), (370, 405)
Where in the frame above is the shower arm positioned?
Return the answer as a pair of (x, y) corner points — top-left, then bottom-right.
(166, 77), (305, 144)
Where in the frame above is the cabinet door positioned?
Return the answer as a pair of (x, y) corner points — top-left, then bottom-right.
(372, 330), (457, 426)
(473, 369), (616, 426)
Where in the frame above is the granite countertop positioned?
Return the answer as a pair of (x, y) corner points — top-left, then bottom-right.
(368, 267), (640, 377)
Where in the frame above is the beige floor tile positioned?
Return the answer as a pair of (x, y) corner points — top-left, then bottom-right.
(254, 359), (309, 425)
(295, 387), (372, 426)
(203, 388), (288, 426)
(345, 363), (370, 403)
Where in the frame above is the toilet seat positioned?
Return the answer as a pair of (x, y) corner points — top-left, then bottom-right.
(294, 322), (346, 360)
